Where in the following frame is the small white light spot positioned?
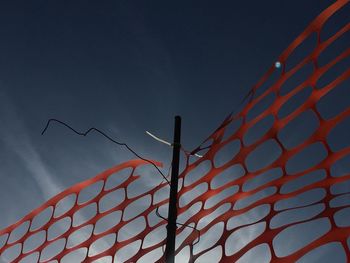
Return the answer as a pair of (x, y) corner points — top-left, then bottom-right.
(275, 61), (282, 68)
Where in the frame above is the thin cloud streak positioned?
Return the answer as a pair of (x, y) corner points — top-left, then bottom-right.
(0, 91), (61, 199)
(0, 92), (111, 262)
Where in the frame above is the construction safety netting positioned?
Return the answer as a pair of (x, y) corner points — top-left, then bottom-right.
(0, 0), (349, 262)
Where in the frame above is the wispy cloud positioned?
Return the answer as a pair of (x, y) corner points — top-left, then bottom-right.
(0, 91), (61, 199)
(0, 91), (111, 262)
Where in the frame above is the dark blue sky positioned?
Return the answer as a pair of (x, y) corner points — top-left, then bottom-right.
(0, 0), (332, 147)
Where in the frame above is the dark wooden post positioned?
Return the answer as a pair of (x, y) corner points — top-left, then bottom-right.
(165, 116), (181, 263)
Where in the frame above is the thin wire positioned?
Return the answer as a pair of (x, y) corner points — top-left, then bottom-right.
(41, 118), (171, 185)
(189, 88), (254, 157)
(156, 163), (172, 188)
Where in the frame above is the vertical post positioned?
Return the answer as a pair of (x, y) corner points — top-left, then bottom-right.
(165, 116), (181, 263)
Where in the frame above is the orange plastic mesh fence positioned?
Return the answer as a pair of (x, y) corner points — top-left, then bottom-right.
(1, 0), (349, 262)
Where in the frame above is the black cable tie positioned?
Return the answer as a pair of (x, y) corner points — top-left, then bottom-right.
(155, 206), (201, 246)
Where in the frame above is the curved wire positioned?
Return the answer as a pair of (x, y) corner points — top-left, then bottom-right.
(41, 118), (170, 185)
